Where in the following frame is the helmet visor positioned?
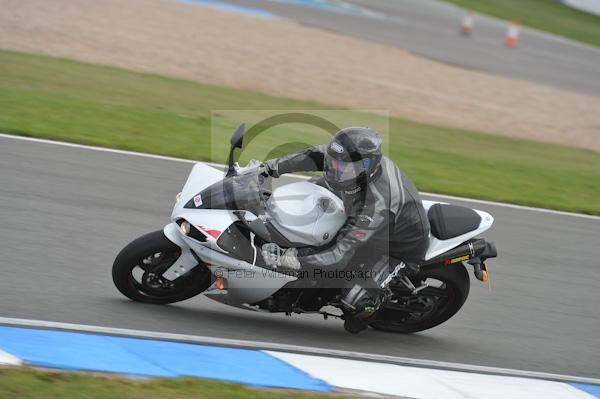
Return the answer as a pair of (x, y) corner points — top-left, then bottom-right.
(325, 157), (372, 183)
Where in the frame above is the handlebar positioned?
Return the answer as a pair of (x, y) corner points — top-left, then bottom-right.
(234, 159), (265, 176)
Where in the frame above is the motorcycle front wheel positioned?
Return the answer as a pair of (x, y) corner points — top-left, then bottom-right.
(112, 230), (211, 304)
(370, 263), (470, 334)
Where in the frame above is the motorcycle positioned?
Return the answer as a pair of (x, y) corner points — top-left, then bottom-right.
(112, 124), (498, 333)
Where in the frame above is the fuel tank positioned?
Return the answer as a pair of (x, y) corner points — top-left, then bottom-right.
(267, 182), (346, 246)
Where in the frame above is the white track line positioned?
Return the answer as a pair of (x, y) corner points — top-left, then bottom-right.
(1, 133), (598, 220)
(266, 351), (595, 399)
(0, 348), (22, 366)
(0, 317), (598, 385)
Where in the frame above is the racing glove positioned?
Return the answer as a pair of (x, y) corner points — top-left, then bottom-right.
(278, 248), (301, 271)
(261, 160), (279, 178)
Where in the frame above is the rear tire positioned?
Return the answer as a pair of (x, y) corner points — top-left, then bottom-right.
(370, 263), (470, 334)
(112, 230), (211, 304)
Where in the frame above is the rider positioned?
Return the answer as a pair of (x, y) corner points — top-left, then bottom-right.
(263, 127), (430, 333)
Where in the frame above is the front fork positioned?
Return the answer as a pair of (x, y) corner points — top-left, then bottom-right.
(161, 223), (200, 281)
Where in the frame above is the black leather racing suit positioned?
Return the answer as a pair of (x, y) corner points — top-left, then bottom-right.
(269, 145), (430, 270)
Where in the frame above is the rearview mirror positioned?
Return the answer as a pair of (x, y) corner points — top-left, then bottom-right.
(230, 123), (244, 150)
(226, 124), (245, 177)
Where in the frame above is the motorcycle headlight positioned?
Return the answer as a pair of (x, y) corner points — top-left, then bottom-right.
(176, 219), (208, 242)
(179, 221), (191, 236)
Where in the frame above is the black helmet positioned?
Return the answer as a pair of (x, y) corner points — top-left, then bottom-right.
(324, 127), (383, 192)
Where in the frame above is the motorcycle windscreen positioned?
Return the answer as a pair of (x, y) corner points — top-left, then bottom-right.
(183, 172), (265, 215)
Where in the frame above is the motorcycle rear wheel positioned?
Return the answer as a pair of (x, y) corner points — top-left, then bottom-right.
(370, 263), (470, 334)
(112, 230), (211, 304)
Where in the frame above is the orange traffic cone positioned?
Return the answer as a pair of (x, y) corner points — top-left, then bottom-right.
(505, 20), (520, 47)
(460, 12), (474, 35)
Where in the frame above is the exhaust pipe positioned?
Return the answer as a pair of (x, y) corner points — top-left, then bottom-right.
(424, 239), (497, 281)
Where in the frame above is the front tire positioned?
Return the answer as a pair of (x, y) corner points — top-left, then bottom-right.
(370, 263), (470, 334)
(112, 230), (211, 304)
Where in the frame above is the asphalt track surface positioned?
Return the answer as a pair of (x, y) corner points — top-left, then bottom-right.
(1, 135), (599, 379)
(217, 0), (600, 96)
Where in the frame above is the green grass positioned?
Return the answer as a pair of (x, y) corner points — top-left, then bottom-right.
(0, 368), (345, 399)
(1, 49), (598, 214)
(443, 0), (600, 47)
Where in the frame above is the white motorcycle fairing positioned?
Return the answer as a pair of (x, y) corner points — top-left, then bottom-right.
(163, 163), (345, 307)
(422, 200), (494, 260)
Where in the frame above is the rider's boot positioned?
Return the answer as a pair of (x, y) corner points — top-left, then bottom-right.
(340, 258), (421, 334)
(343, 313), (370, 334)
(341, 284), (385, 334)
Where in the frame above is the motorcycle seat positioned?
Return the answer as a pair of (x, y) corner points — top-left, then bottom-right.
(428, 203), (481, 240)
